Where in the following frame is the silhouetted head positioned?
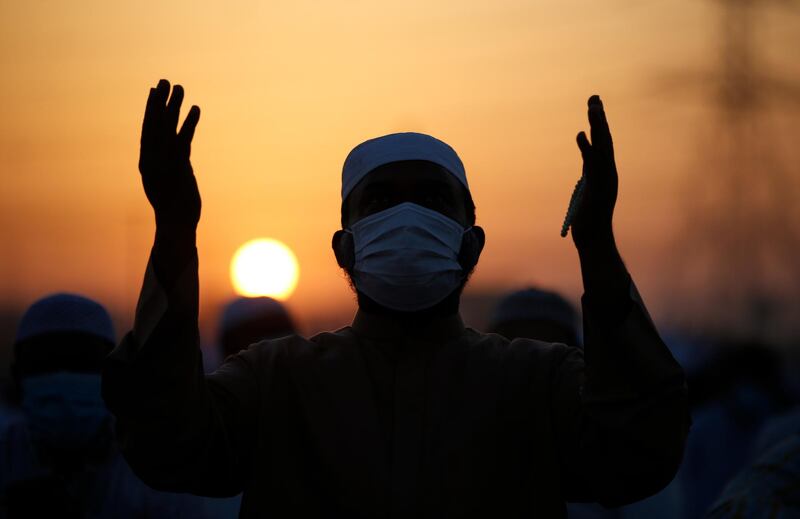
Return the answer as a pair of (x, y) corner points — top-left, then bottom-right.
(219, 296), (296, 359)
(488, 287), (580, 346)
(13, 293), (115, 378)
(331, 133), (485, 316)
(12, 293), (115, 461)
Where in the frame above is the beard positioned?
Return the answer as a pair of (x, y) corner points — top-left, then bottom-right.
(341, 265), (476, 318)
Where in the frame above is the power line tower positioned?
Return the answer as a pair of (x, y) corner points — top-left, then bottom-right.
(669, 0), (800, 343)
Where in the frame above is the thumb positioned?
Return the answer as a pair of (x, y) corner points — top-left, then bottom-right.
(576, 131), (597, 179)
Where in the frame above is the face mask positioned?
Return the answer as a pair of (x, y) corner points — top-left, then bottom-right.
(21, 372), (112, 453)
(346, 202), (468, 312)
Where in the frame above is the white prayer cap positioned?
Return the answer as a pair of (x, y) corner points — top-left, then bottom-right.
(341, 132), (469, 201)
(15, 293), (115, 345)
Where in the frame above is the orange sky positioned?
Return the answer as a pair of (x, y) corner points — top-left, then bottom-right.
(1, 0), (798, 345)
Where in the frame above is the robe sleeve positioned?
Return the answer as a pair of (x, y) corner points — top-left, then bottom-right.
(551, 275), (690, 507)
(101, 235), (262, 497)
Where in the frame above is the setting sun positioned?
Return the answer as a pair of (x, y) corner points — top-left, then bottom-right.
(230, 238), (300, 300)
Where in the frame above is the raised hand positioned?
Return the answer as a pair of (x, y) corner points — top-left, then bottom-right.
(139, 79), (202, 230)
(571, 95), (618, 250)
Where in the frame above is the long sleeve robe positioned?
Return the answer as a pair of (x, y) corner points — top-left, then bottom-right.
(102, 243), (689, 518)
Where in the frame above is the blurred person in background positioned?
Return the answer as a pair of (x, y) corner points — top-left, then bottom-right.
(753, 407), (800, 456)
(487, 286), (581, 347)
(679, 341), (792, 519)
(488, 287), (683, 519)
(201, 296), (298, 518)
(102, 80), (689, 517)
(0, 293), (208, 518)
(202, 296), (297, 373)
(705, 408), (800, 518)
(218, 296), (296, 361)
(702, 347), (800, 518)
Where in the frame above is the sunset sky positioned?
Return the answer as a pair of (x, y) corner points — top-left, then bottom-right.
(1, 0), (798, 353)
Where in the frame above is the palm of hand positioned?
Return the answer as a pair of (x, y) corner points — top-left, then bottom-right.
(139, 79), (202, 229)
(570, 95), (619, 249)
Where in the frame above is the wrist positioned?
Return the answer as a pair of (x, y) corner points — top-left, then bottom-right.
(576, 229), (628, 302)
(154, 212), (198, 237)
(574, 226), (616, 257)
(152, 222), (197, 289)
(154, 224), (196, 255)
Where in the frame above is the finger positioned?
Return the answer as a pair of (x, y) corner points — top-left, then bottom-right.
(141, 87), (158, 146)
(177, 105), (201, 153)
(154, 79), (170, 106)
(165, 84), (184, 133)
(576, 131), (591, 161)
(149, 79), (170, 146)
(587, 95), (615, 160)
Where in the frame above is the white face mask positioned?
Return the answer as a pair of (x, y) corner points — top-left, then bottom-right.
(346, 202), (469, 312)
(21, 372), (113, 453)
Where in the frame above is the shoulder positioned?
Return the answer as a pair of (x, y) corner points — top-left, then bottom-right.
(462, 328), (580, 363)
(234, 328), (357, 367)
(458, 329), (583, 387)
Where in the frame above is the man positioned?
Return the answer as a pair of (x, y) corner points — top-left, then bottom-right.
(488, 287), (581, 347)
(1, 293), (207, 518)
(706, 420), (800, 518)
(102, 79), (689, 518)
(202, 296), (297, 372)
(218, 296), (297, 361)
(679, 342), (790, 519)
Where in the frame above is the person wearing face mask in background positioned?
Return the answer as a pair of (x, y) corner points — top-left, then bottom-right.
(0, 293), (209, 518)
(102, 80), (689, 518)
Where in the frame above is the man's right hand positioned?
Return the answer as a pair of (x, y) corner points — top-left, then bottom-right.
(139, 79), (201, 230)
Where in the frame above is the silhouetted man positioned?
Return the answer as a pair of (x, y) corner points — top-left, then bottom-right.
(219, 297), (297, 361)
(102, 80), (689, 518)
(488, 287), (581, 347)
(1, 294), (208, 518)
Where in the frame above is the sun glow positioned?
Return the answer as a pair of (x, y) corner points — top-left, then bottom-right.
(230, 238), (300, 300)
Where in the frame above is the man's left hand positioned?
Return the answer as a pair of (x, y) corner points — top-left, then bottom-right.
(571, 95), (619, 250)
